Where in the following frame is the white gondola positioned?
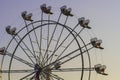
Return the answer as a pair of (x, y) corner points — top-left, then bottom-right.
(25, 13), (33, 21)
(21, 11), (33, 21)
(6, 26), (17, 35)
(78, 17), (91, 29)
(83, 19), (91, 29)
(40, 4), (53, 14)
(94, 64), (108, 75)
(90, 38), (104, 49)
(10, 27), (17, 35)
(95, 39), (104, 49)
(83, 19), (90, 26)
(60, 6), (73, 16)
(46, 6), (53, 14)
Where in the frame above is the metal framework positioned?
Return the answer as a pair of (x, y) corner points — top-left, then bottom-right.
(0, 4), (108, 80)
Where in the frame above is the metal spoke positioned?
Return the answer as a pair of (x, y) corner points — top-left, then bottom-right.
(54, 16), (69, 50)
(24, 20), (37, 62)
(40, 72), (46, 80)
(6, 51), (34, 68)
(54, 28), (84, 62)
(43, 43), (91, 69)
(48, 16), (69, 65)
(52, 68), (94, 72)
(50, 73), (64, 80)
(1, 69), (33, 73)
(58, 47), (94, 66)
(42, 13), (62, 65)
(50, 42), (90, 66)
(52, 23), (79, 53)
(31, 22), (43, 64)
(44, 14), (50, 66)
(39, 11), (44, 65)
(16, 35), (37, 63)
(12, 35), (35, 65)
(29, 75), (35, 80)
(20, 71), (35, 80)
(45, 23), (79, 64)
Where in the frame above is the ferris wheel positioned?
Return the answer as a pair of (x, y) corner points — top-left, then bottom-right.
(0, 4), (108, 80)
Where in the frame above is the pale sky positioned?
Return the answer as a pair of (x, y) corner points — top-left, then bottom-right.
(0, 0), (120, 80)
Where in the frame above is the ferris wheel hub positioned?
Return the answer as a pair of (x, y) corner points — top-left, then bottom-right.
(34, 64), (42, 73)
(34, 64), (52, 74)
